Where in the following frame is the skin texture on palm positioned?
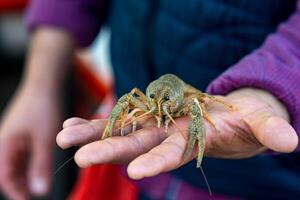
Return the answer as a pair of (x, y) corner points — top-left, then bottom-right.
(57, 88), (298, 180)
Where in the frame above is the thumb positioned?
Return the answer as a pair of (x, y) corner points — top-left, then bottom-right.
(245, 112), (298, 153)
(28, 135), (53, 196)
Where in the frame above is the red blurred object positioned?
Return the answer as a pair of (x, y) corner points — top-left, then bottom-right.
(74, 55), (109, 102)
(73, 55), (110, 117)
(68, 164), (138, 200)
(0, 0), (27, 11)
(71, 55), (139, 200)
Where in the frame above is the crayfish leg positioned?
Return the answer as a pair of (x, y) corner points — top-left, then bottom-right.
(202, 93), (235, 110)
(201, 106), (220, 134)
(155, 116), (162, 128)
(120, 107), (130, 136)
(164, 118), (170, 133)
(129, 109), (145, 132)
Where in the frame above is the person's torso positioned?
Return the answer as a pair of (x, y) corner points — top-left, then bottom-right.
(108, 0), (300, 198)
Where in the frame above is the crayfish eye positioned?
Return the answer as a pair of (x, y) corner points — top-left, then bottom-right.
(164, 94), (169, 101)
(149, 94), (155, 99)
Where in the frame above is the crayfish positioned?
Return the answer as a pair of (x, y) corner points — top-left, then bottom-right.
(102, 74), (233, 167)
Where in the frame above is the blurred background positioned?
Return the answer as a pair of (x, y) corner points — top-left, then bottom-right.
(0, 1), (27, 113)
(0, 1), (78, 199)
(0, 1), (114, 199)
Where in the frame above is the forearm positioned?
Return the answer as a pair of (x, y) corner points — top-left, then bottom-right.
(22, 27), (74, 96)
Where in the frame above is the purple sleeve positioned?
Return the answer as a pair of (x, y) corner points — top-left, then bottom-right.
(207, 1), (300, 148)
(25, 0), (108, 47)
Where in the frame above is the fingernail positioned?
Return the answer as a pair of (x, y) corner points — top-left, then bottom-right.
(56, 133), (71, 149)
(74, 151), (89, 168)
(30, 177), (48, 195)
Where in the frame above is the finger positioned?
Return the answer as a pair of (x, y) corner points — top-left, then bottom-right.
(57, 119), (107, 149)
(127, 132), (189, 180)
(0, 175), (29, 200)
(245, 113), (298, 153)
(0, 137), (29, 200)
(62, 117), (89, 128)
(57, 117), (153, 149)
(28, 135), (53, 197)
(74, 126), (166, 168)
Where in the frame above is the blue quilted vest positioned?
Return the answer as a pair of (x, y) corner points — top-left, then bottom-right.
(108, 0), (300, 198)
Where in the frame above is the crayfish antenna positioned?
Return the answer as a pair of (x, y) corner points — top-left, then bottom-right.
(199, 165), (212, 196)
(54, 156), (75, 175)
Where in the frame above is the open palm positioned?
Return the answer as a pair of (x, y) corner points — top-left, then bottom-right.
(56, 88), (298, 180)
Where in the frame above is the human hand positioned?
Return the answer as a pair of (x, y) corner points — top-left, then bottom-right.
(56, 88), (298, 180)
(0, 85), (62, 200)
